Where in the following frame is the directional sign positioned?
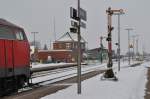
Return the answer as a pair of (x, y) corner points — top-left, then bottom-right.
(70, 7), (87, 21)
(80, 21), (86, 28)
(71, 20), (78, 27)
(70, 7), (78, 20)
(70, 27), (77, 33)
(79, 8), (87, 21)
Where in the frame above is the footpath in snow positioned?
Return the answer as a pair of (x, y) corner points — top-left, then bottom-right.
(41, 62), (150, 99)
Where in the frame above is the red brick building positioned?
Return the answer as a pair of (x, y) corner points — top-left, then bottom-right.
(53, 32), (86, 62)
(37, 32), (86, 63)
(38, 50), (73, 63)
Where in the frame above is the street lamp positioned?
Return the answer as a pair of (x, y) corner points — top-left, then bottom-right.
(125, 28), (133, 65)
(131, 35), (138, 60)
(135, 35), (139, 58)
(113, 10), (125, 71)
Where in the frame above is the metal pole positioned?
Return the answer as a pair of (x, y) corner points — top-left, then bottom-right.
(128, 30), (130, 65)
(132, 35), (138, 60)
(118, 14), (121, 71)
(132, 36), (135, 60)
(53, 17), (56, 41)
(77, 0), (81, 94)
(100, 36), (103, 63)
(125, 28), (133, 65)
(136, 37), (139, 56)
(31, 32), (38, 64)
(112, 9), (124, 71)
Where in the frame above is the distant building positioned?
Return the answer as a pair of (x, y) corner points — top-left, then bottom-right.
(37, 50), (73, 63)
(86, 47), (108, 60)
(53, 32), (86, 51)
(30, 41), (41, 49)
(37, 32), (87, 63)
(53, 32), (86, 62)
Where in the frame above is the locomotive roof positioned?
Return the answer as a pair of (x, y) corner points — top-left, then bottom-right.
(0, 18), (23, 29)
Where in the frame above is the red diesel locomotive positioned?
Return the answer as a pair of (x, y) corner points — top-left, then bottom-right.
(0, 19), (30, 95)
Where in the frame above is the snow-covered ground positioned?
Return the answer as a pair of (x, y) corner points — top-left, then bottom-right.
(31, 63), (75, 68)
(32, 61), (130, 84)
(32, 62), (107, 84)
(41, 61), (150, 99)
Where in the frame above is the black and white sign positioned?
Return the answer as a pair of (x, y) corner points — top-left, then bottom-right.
(70, 27), (77, 33)
(70, 7), (78, 20)
(71, 20), (78, 27)
(79, 8), (87, 21)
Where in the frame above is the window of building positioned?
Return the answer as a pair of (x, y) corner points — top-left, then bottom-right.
(59, 44), (62, 49)
(66, 43), (71, 49)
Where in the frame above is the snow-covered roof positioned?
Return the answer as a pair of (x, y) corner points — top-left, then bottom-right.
(56, 32), (86, 43)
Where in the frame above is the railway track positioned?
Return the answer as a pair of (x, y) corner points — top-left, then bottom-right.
(2, 64), (106, 99)
(2, 62), (142, 99)
(32, 67), (76, 78)
(31, 63), (104, 78)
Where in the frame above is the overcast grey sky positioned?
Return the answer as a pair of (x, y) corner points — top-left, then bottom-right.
(0, 0), (150, 54)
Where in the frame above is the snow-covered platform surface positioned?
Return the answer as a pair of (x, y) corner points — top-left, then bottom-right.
(41, 61), (150, 99)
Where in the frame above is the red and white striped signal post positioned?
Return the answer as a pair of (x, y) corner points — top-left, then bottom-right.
(104, 7), (115, 78)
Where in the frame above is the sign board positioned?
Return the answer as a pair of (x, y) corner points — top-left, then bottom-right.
(70, 7), (78, 20)
(70, 7), (87, 21)
(70, 27), (77, 33)
(80, 21), (86, 28)
(71, 20), (78, 27)
(79, 8), (87, 21)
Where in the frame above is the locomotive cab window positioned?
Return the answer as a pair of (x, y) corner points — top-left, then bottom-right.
(15, 31), (26, 40)
(0, 26), (15, 39)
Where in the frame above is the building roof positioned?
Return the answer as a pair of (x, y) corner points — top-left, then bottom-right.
(56, 32), (86, 43)
(38, 50), (72, 52)
(0, 18), (22, 29)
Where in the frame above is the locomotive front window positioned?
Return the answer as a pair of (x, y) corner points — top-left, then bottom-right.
(15, 31), (25, 40)
(0, 26), (15, 39)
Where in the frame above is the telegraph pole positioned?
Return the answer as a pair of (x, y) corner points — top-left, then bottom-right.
(125, 28), (133, 65)
(77, 0), (81, 94)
